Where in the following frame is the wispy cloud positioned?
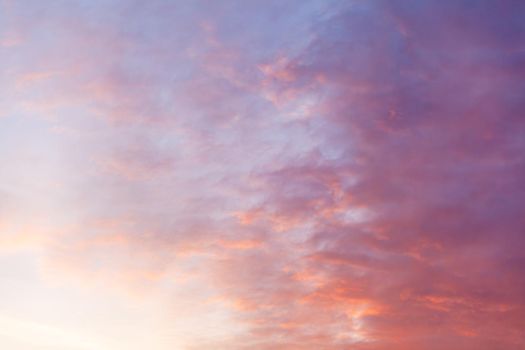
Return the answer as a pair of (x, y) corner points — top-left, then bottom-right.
(0, 1), (524, 349)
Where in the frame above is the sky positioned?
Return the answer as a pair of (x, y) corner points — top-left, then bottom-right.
(0, 0), (524, 349)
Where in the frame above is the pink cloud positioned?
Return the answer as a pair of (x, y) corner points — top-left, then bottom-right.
(1, 1), (524, 349)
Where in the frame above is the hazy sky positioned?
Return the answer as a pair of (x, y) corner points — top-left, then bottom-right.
(1, 1), (524, 349)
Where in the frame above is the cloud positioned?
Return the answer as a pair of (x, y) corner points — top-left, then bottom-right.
(218, 1), (525, 348)
(1, 1), (524, 349)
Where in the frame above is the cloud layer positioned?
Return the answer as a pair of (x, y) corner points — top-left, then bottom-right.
(0, 1), (524, 349)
